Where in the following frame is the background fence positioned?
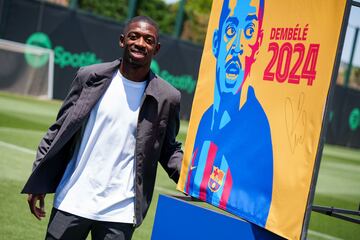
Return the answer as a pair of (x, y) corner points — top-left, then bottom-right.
(0, 0), (203, 119)
(0, 0), (359, 148)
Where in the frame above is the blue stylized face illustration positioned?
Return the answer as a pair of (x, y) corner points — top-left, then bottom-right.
(185, 0), (272, 228)
(213, 0), (262, 95)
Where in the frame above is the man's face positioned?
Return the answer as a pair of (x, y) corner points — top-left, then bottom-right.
(120, 21), (160, 67)
(214, 0), (261, 94)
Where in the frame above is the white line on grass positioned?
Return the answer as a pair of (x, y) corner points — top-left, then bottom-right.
(308, 230), (344, 240)
(0, 126), (43, 135)
(0, 140), (35, 155)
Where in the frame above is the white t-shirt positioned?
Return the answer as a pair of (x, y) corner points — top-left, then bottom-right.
(54, 70), (146, 223)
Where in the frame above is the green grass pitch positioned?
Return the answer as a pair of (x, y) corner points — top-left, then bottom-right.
(0, 91), (359, 239)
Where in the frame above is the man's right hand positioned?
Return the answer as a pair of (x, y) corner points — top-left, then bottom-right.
(27, 194), (46, 220)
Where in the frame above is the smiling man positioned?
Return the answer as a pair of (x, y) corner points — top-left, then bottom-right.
(22, 16), (183, 240)
(183, 0), (273, 227)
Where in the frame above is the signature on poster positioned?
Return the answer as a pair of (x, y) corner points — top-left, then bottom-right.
(285, 92), (307, 153)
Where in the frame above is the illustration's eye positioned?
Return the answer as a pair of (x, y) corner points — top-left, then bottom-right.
(226, 25), (236, 38)
(244, 23), (255, 39)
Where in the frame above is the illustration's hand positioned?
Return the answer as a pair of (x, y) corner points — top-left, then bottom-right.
(27, 194), (46, 220)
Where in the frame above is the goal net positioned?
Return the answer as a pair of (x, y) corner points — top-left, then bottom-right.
(0, 39), (54, 99)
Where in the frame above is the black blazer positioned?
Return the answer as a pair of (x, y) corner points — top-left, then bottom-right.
(22, 59), (183, 227)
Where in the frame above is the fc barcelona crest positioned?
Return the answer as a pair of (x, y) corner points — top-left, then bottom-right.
(208, 166), (224, 192)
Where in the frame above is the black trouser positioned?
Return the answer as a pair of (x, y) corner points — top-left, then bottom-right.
(45, 208), (135, 240)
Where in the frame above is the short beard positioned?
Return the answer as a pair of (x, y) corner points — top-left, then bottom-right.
(128, 58), (146, 68)
(123, 52), (146, 68)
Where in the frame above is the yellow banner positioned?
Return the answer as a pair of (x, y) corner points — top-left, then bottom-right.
(177, 0), (348, 239)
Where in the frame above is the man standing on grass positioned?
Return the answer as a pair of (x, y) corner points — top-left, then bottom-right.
(22, 16), (183, 240)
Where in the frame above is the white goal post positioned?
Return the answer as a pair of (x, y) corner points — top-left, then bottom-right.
(0, 39), (54, 99)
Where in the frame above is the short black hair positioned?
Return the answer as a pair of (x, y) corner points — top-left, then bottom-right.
(123, 16), (160, 40)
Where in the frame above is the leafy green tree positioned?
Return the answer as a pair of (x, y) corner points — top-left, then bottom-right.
(137, 0), (177, 35)
(181, 0), (212, 44)
(78, 0), (213, 45)
(79, 0), (128, 22)
(353, 67), (360, 87)
(79, 0), (177, 35)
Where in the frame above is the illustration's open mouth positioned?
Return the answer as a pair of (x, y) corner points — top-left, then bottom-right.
(225, 61), (240, 80)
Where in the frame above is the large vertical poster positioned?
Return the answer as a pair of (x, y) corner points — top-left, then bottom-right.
(177, 0), (348, 239)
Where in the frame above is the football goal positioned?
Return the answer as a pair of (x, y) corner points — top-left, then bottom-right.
(0, 39), (54, 99)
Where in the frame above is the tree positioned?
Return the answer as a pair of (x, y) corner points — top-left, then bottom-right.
(78, 0), (213, 45)
(79, 0), (128, 22)
(137, 0), (177, 35)
(181, 0), (212, 45)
